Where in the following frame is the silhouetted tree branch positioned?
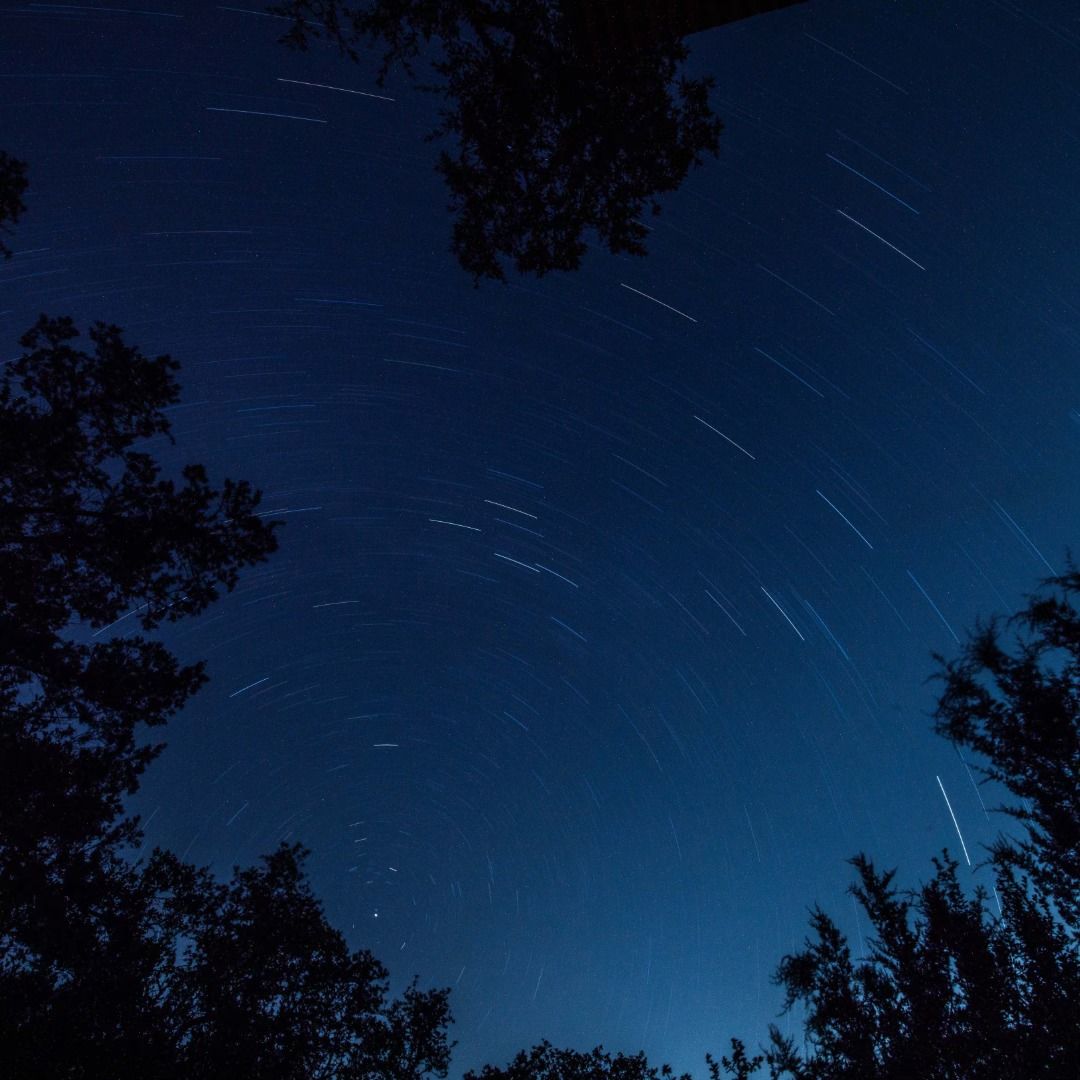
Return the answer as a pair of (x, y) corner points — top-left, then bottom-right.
(0, 314), (279, 882)
(266, 1), (806, 282)
(0, 310), (453, 1077)
(933, 563), (1080, 927)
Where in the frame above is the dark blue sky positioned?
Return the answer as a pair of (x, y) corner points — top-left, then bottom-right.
(4, 0), (1080, 1074)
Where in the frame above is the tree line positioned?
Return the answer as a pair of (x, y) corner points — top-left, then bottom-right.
(4, 276), (1075, 1080)
(2, 0), (1079, 1067)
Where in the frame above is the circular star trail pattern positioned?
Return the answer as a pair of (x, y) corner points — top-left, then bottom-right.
(3, 1), (1079, 1074)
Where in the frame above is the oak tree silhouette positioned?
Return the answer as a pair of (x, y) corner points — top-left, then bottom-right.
(267, 1), (806, 283)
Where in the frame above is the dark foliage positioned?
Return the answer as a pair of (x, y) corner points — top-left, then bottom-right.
(0, 315), (279, 884)
(1, 846), (216, 1077)
(0, 151), (28, 258)
(267, 1), (799, 281)
(429, 9), (720, 283)
(933, 566), (1080, 928)
(715, 570), (1080, 1079)
(171, 843), (453, 1080)
(0, 314), (453, 1078)
(2, 840), (454, 1079)
(465, 1038), (692, 1080)
(0, 311), (273, 1073)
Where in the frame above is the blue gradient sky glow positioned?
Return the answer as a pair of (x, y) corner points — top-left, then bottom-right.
(4, 1), (1079, 1074)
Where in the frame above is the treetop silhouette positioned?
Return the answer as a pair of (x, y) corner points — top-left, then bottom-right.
(464, 1038), (693, 1080)
(716, 568), (1080, 1079)
(268, 1), (806, 282)
(1, 314), (279, 875)
(933, 565), (1080, 928)
(167, 843), (454, 1079)
(0, 307), (453, 1078)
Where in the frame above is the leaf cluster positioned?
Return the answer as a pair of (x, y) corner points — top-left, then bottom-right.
(266, 1), (722, 282)
(933, 565), (1080, 926)
(430, 3), (720, 282)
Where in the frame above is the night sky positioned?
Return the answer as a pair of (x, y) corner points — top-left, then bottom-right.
(4, 0), (1080, 1074)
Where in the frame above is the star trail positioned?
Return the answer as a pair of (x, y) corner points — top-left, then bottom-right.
(3, 1), (1079, 1075)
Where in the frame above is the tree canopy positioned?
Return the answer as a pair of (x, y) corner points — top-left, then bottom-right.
(267, 1), (805, 282)
(0, 314), (278, 886)
(166, 843), (453, 1080)
(0, 308), (452, 1078)
(713, 569), (1080, 1079)
(465, 1039), (692, 1080)
(933, 571), (1080, 928)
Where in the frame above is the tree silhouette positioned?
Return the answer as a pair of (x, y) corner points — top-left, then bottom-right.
(170, 844), (453, 1080)
(0, 151), (28, 258)
(3, 837), (455, 1078)
(0, 311), (266, 1074)
(465, 1039), (692, 1080)
(933, 566), (1080, 928)
(715, 569), (1080, 1079)
(267, 1), (806, 282)
(567, 2), (809, 59)
(0, 312), (453, 1077)
(0, 315), (278, 896)
(3, 846), (214, 1077)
